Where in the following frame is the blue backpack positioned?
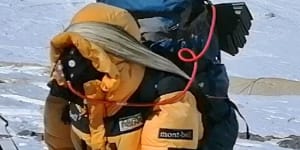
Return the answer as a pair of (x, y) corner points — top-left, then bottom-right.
(98, 0), (220, 75)
(98, 0), (252, 56)
(98, 0), (204, 18)
(97, 1), (252, 149)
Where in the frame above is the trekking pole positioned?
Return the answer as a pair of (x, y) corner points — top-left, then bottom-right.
(0, 114), (19, 150)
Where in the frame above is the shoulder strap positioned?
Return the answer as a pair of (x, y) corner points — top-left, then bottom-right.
(156, 75), (187, 96)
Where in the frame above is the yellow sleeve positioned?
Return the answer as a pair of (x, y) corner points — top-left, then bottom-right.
(141, 91), (204, 150)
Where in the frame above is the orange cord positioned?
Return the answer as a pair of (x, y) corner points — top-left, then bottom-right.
(66, 4), (217, 107)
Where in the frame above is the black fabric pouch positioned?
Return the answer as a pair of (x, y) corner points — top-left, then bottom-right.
(214, 2), (253, 56)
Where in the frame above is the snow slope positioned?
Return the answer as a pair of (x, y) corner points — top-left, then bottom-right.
(0, 0), (90, 65)
(214, 0), (300, 80)
(0, 0), (300, 149)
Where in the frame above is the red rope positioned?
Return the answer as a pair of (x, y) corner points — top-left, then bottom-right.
(66, 4), (217, 107)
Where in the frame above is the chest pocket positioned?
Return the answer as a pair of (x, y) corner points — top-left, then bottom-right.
(103, 68), (165, 136)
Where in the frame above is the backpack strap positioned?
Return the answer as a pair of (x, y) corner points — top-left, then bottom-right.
(228, 100), (250, 139)
(156, 75), (187, 96)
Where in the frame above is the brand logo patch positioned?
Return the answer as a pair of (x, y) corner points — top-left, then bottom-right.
(158, 128), (193, 140)
(119, 113), (143, 132)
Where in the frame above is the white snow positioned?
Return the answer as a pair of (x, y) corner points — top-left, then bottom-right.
(0, 0), (299, 149)
(0, 65), (47, 76)
(31, 82), (50, 90)
(231, 95), (300, 137)
(214, 0), (300, 81)
(0, 94), (44, 106)
(235, 139), (288, 150)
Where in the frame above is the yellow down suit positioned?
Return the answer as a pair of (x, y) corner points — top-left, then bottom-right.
(44, 3), (204, 150)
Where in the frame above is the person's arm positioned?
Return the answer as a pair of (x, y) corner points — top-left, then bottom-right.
(141, 91), (204, 150)
(44, 82), (75, 150)
(44, 61), (75, 150)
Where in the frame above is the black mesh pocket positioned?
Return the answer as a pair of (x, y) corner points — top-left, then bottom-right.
(196, 64), (229, 97)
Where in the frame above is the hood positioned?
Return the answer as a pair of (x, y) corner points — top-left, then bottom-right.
(50, 3), (145, 115)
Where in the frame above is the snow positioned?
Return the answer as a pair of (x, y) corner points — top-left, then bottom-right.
(0, 0), (300, 149)
(231, 95), (300, 137)
(214, 0), (300, 81)
(235, 139), (288, 150)
(0, 94), (44, 106)
(0, 0), (91, 65)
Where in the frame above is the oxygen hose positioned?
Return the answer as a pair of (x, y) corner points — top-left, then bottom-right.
(67, 3), (217, 107)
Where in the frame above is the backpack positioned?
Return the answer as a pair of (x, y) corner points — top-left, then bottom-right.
(96, 0), (252, 149)
(97, 0), (253, 56)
